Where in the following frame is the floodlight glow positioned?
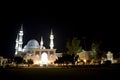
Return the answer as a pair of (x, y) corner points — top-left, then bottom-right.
(40, 52), (48, 66)
(83, 59), (86, 63)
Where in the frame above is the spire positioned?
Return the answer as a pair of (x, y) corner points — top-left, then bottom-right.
(51, 29), (53, 35)
(40, 36), (43, 49)
(15, 24), (24, 55)
(16, 34), (18, 41)
(15, 34), (19, 55)
(50, 29), (54, 49)
(20, 24), (23, 31)
(18, 24), (24, 51)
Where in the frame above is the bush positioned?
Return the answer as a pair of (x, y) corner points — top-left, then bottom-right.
(104, 60), (111, 65)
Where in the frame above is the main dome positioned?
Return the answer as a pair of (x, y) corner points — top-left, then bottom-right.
(26, 39), (40, 48)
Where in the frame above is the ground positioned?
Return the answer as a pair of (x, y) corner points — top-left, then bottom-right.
(0, 65), (120, 80)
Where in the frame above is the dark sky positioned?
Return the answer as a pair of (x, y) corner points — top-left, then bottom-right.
(0, 4), (119, 58)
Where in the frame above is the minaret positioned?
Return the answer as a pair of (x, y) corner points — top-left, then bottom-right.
(18, 24), (23, 51)
(15, 34), (18, 55)
(40, 36), (43, 49)
(50, 29), (54, 49)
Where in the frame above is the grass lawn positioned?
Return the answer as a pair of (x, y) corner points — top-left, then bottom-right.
(0, 65), (120, 80)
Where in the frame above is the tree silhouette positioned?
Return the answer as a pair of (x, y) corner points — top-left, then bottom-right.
(65, 37), (82, 64)
(55, 37), (82, 65)
(27, 59), (33, 67)
(66, 37), (82, 55)
(14, 56), (23, 67)
(91, 41), (102, 60)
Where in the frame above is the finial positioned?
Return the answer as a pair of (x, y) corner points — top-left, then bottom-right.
(51, 29), (53, 35)
(20, 24), (23, 31)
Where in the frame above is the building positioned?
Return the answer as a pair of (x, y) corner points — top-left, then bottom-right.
(15, 24), (61, 66)
(77, 50), (92, 61)
(0, 56), (8, 66)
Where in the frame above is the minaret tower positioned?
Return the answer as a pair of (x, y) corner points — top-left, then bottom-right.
(50, 29), (54, 49)
(18, 24), (23, 51)
(15, 34), (18, 55)
(40, 36), (43, 49)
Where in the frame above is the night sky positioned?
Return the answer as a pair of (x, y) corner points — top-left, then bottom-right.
(0, 4), (119, 58)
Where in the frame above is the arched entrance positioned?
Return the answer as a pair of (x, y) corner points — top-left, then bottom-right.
(40, 52), (48, 66)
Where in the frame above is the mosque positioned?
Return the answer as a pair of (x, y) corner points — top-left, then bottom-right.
(15, 25), (62, 66)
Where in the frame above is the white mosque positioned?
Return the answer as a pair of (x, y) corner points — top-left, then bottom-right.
(15, 24), (61, 66)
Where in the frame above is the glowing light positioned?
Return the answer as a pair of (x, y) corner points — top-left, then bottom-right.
(34, 61), (40, 64)
(40, 52), (48, 66)
(83, 59), (86, 63)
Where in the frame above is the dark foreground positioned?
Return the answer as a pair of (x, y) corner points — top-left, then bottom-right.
(0, 65), (120, 80)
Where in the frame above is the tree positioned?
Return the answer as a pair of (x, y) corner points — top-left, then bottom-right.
(14, 56), (23, 67)
(55, 37), (82, 65)
(65, 37), (82, 64)
(27, 59), (33, 67)
(114, 52), (120, 58)
(91, 41), (102, 60)
(66, 37), (82, 55)
(91, 43), (98, 59)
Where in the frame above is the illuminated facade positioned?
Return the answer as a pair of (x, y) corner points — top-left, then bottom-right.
(77, 50), (92, 61)
(15, 25), (58, 66)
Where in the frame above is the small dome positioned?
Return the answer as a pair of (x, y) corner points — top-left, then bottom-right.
(26, 39), (40, 48)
